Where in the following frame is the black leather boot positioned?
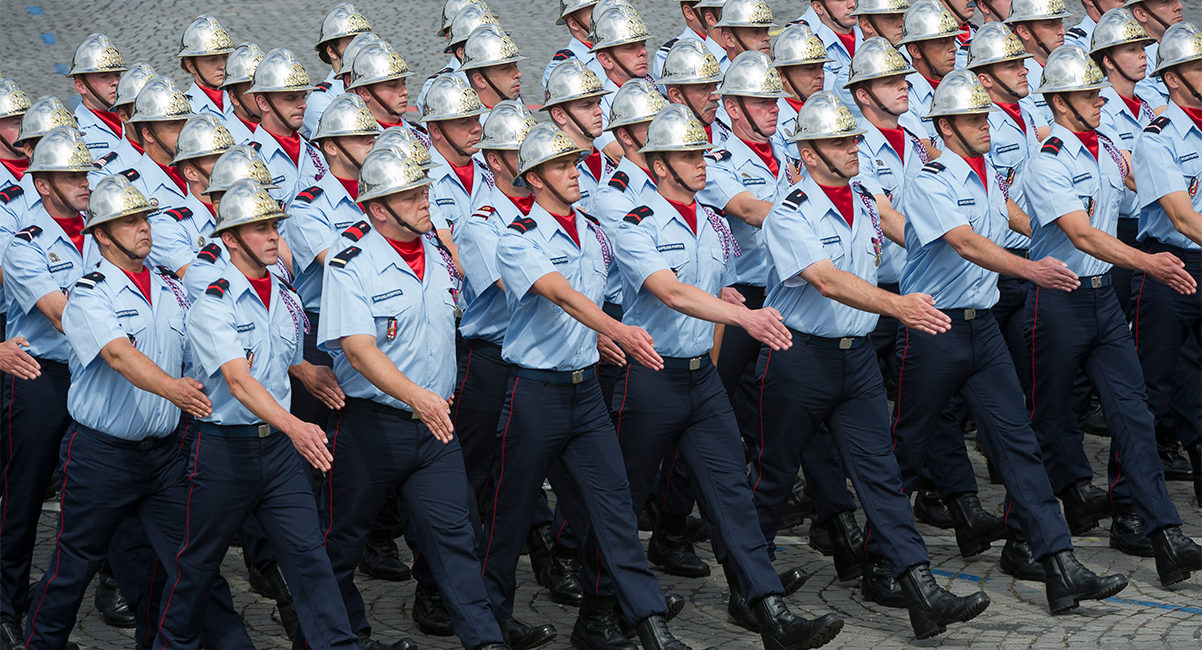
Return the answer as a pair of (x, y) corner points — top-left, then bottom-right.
(634, 615), (700, 650)
(0, 620), (22, 650)
(1150, 526), (1202, 587)
(619, 593), (685, 637)
(1082, 400), (1108, 437)
(526, 524), (553, 584)
(359, 632), (417, 650)
(501, 616), (557, 650)
(1039, 550), (1128, 613)
(807, 521), (833, 556)
(1108, 505), (1154, 557)
(752, 595), (843, 650)
(912, 489), (954, 529)
(861, 554), (907, 608)
(779, 567), (809, 596)
(723, 564), (759, 632)
(1058, 480), (1111, 535)
(898, 564), (991, 640)
(1157, 427), (1192, 481)
(246, 560), (298, 639)
(358, 532), (411, 582)
(945, 493), (1005, 557)
(538, 543), (583, 606)
(412, 581), (454, 636)
(826, 511), (865, 581)
(780, 479), (813, 530)
(571, 594), (636, 650)
(648, 514), (710, 577)
(999, 530), (1045, 582)
(95, 563), (136, 628)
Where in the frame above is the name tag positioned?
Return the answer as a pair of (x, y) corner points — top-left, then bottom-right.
(116, 309), (138, 318)
(85, 142), (106, 149)
(1072, 173), (1092, 184)
(270, 175), (285, 185)
(656, 242), (685, 252)
(957, 198), (975, 207)
(820, 236), (841, 246)
(1181, 152), (1199, 163)
(372, 289), (404, 303)
(549, 256), (569, 265)
(741, 177), (766, 186)
(235, 323), (255, 332)
(996, 143), (1020, 154)
(334, 220), (354, 229)
(1120, 132), (1133, 141)
(435, 198), (455, 206)
(49, 261), (74, 273)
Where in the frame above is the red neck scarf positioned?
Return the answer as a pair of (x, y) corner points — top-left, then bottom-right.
(121, 267), (153, 304)
(964, 154), (989, 192)
(995, 102), (1026, 133)
(198, 85), (224, 112)
(665, 198), (698, 234)
(584, 148), (603, 181)
(0, 156), (29, 180)
(1117, 93), (1144, 119)
(550, 211), (580, 247)
(743, 138), (779, 176)
(818, 183), (854, 228)
(451, 161), (475, 195)
(785, 97), (805, 114)
(238, 116), (259, 134)
(1074, 130), (1099, 160)
(1181, 105), (1202, 132)
(89, 107), (123, 139)
(202, 199), (216, 217)
(335, 175), (359, 201)
(246, 272), (273, 310)
(924, 74), (942, 90)
(266, 127), (301, 166)
(126, 136), (145, 155)
(156, 161), (188, 194)
(385, 235), (425, 280)
(508, 192), (535, 216)
(377, 119), (407, 129)
(53, 215), (86, 253)
(835, 31), (856, 56)
(703, 123), (713, 143)
(878, 126), (907, 158)
(957, 23), (973, 45)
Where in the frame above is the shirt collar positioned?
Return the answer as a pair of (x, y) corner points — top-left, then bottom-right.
(935, 149), (987, 188)
(569, 38), (592, 58)
(29, 203), (87, 252)
(528, 202), (581, 245)
(616, 156), (655, 193)
(137, 154), (187, 199)
(361, 227), (419, 276)
(1165, 101), (1202, 138)
(647, 190), (697, 233)
(221, 260), (275, 313)
(858, 120), (898, 160)
(185, 81), (223, 113)
(97, 256), (160, 303)
(798, 174), (847, 226)
(1048, 123), (1092, 160)
(908, 71), (935, 98)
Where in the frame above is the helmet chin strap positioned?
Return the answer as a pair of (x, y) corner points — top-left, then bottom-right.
(46, 176), (85, 219)
(230, 228), (272, 269)
(986, 69), (1023, 103)
(382, 202), (427, 236)
(734, 96), (772, 140)
(79, 75), (116, 111)
(606, 51), (642, 85)
(662, 154), (703, 194)
(943, 116), (980, 157)
(818, 1), (855, 32)
(1027, 27), (1055, 60)
(620, 125), (645, 152)
(100, 222), (146, 265)
(262, 94), (297, 134)
(433, 121), (475, 161)
(560, 103), (600, 140)
(332, 138), (365, 170)
(191, 60), (223, 91)
(1058, 93), (1094, 132)
(677, 87), (711, 125)
(234, 87), (262, 120)
(809, 141), (851, 179)
(860, 84), (906, 117)
(365, 84), (407, 122)
(531, 168), (576, 210)
(477, 67), (514, 103)
(1169, 69), (1202, 106)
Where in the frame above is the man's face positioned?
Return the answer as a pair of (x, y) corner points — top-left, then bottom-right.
(1059, 90), (1104, 129)
(1165, 59), (1202, 103)
(534, 155), (582, 203)
(102, 213), (153, 259)
(180, 153), (221, 189)
(669, 83), (719, 125)
(665, 150), (707, 191)
(438, 115), (483, 154)
(946, 113), (992, 154)
(803, 136), (860, 177)
(916, 37), (958, 77)
(860, 14), (905, 45)
(333, 134), (378, 167)
(187, 54), (229, 88)
(725, 27), (771, 55)
(258, 91), (309, 131)
(562, 97), (605, 138)
(481, 63), (522, 101)
(816, 0), (857, 31)
(0, 116), (22, 156)
(75, 71), (121, 107)
(781, 63), (826, 100)
(153, 120), (188, 156)
(729, 95), (779, 136)
(46, 171), (92, 212)
(1135, 0), (1184, 33)
(364, 78), (410, 118)
(1106, 42), (1148, 82)
(605, 42), (650, 80)
(382, 185), (433, 233)
(231, 219), (281, 265)
(859, 74), (910, 114)
(1020, 19), (1066, 55)
(987, 58), (1030, 99)
(941, 0), (974, 22)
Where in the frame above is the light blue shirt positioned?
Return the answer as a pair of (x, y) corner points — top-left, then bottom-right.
(764, 175), (883, 337)
(574, 150), (614, 217)
(455, 185), (524, 345)
(496, 203), (612, 370)
(811, 20), (861, 114)
(184, 81), (234, 124)
(302, 71), (344, 140)
(1134, 102), (1202, 251)
(900, 151), (1008, 309)
(1064, 15), (1096, 50)
(64, 259), (191, 439)
(541, 39), (605, 93)
(427, 144), (495, 232)
(593, 157), (660, 305)
(147, 191), (217, 273)
(652, 27), (703, 81)
(283, 173), (364, 310)
(319, 226), (459, 410)
(1100, 86), (1155, 220)
(1027, 125), (1128, 277)
(985, 102), (1037, 248)
(248, 126), (328, 204)
(855, 115), (930, 283)
(1022, 57), (1052, 128)
(906, 71), (939, 140)
(73, 104), (143, 186)
(188, 262), (305, 425)
(1136, 42), (1169, 109)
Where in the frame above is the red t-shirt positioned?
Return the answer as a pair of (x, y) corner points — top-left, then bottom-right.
(335, 175), (359, 201)
(0, 156), (29, 180)
(584, 148), (603, 181)
(202, 199), (216, 217)
(156, 161), (188, 194)
(817, 183), (854, 228)
(89, 107), (123, 139)
(784, 97), (805, 114)
(237, 116), (258, 134)
(385, 235), (426, 281)
(665, 198), (698, 234)
(743, 138), (779, 176)
(550, 211), (580, 247)
(835, 31), (856, 57)
(996, 102), (1026, 133)
(198, 85), (224, 112)
(1181, 106), (1202, 132)
(247, 272), (273, 310)
(507, 193), (535, 216)
(924, 75), (942, 90)
(53, 215), (85, 253)
(266, 127), (301, 166)
(703, 124), (713, 144)
(878, 126), (907, 158)
(964, 154), (989, 192)
(957, 24), (973, 45)
(377, 120), (407, 129)
(1074, 130), (1099, 160)
(1117, 93), (1144, 119)
(121, 267), (153, 304)
(451, 161), (475, 195)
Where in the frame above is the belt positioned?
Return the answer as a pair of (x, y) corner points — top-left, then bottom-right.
(75, 423), (175, 451)
(512, 365), (597, 385)
(1145, 238), (1201, 263)
(941, 308), (983, 321)
(660, 355), (711, 371)
(602, 301), (623, 321)
(794, 331), (867, 350)
(344, 396), (422, 420)
(195, 421), (278, 438)
(1004, 248), (1029, 259)
(463, 337), (503, 360)
(1078, 273), (1111, 289)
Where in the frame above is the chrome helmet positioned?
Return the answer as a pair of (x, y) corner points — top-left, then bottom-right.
(176, 15), (235, 58)
(84, 174), (155, 232)
(589, 5), (652, 52)
(714, 0), (777, 28)
(966, 21), (1032, 69)
(345, 42), (411, 90)
(113, 62), (159, 107)
(128, 77), (194, 123)
(69, 34), (127, 76)
(516, 121), (587, 178)
(247, 48), (316, 94)
(420, 74), (487, 122)
(557, 0), (599, 26)
(718, 51), (787, 97)
(172, 114), (236, 164)
(338, 32), (384, 79)
(316, 3), (372, 53)
(773, 23), (835, 67)
(357, 147), (432, 202)
(851, 0), (911, 16)
(312, 93), (381, 141)
(448, 4), (502, 48)
(1152, 21), (1202, 76)
(542, 59), (611, 109)
(846, 36), (916, 86)
(606, 79), (668, 131)
(786, 91), (865, 141)
(657, 39), (723, 85)
(899, 0), (961, 44)
(0, 80), (31, 120)
(1036, 44), (1112, 93)
(638, 103), (712, 153)
(1090, 8), (1154, 55)
(928, 68), (1001, 116)
(374, 126), (437, 169)
(14, 96), (78, 148)
(27, 126), (96, 173)
(221, 43), (265, 88)
(460, 24), (527, 71)
(212, 178), (288, 235)
(1005, 0), (1072, 23)
(204, 145), (278, 195)
(479, 100), (539, 149)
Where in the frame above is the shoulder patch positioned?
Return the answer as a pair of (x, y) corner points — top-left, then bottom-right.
(155, 265), (179, 280)
(607, 170), (629, 191)
(471, 205), (497, 219)
(1144, 116), (1170, 134)
(95, 151), (118, 168)
(508, 216), (537, 233)
(579, 209), (599, 225)
(704, 149), (732, 163)
(551, 49), (573, 61)
(329, 245), (362, 268)
(1040, 136), (1064, 155)
(341, 220), (371, 241)
(295, 185), (325, 203)
(1066, 27), (1086, 38)
(658, 38), (679, 54)
(780, 189), (808, 211)
(426, 66), (453, 80)
(205, 278), (229, 297)
(164, 207), (193, 222)
(623, 205), (654, 225)
(197, 243), (222, 263)
(119, 168), (140, 181)
(0, 184), (24, 204)
(921, 161), (946, 174)
(247, 140), (262, 151)
(74, 271), (105, 290)
(14, 225), (42, 242)
(314, 81), (333, 92)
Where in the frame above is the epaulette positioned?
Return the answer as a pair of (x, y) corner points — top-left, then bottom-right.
(852, 182), (873, 198)
(551, 49), (573, 62)
(95, 151), (118, 168)
(426, 66), (453, 80)
(704, 149), (732, 162)
(164, 207), (193, 222)
(1066, 27), (1087, 39)
(1097, 131), (1114, 146)
(329, 245), (361, 268)
(411, 121), (428, 134)
(205, 278), (229, 297)
(579, 209), (599, 226)
(197, 243), (222, 263)
(0, 184), (24, 205)
(921, 161), (946, 174)
(156, 265), (179, 279)
(602, 153), (617, 169)
(247, 141), (262, 151)
(471, 205), (496, 219)
(314, 81), (333, 92)
(607, 171), (629, 191)
(623, 205), (653, 225)
(295, 185), (325, 203)
(14, 225), (42, 242)
(74, 271), (105, 290)
(780, 189), (807, 211)
(657, 38), (679, 54)
(1144, 116), (1170, 134)
(119, 168), (140, 182)
(508, 216), (537, 233)
(341, 220), (371, 241)
(1040, 136), (1064, 155)
(855, 133), (866, 144)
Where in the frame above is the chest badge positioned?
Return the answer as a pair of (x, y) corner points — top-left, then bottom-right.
(1189, 177), (1198, 199)
(198, 235), (206, 247)
(49, 252), (59, 262)
(387, 317), (397, 341)
(245, 348), (254, 368)
(127, 333), (137, 349)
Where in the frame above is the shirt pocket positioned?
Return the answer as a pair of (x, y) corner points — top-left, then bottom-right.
(370, 293), (412, 341)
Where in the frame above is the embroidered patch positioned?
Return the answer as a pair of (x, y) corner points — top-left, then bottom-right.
(820, 236), (841, 245)
(115, 309), (138, 318)
(235, 323), (255, 332)
(1041, 137), (1064, 155)
(996, 143), (1020, 154)
(1072, 172), (1092, 184)
(295, 185), (325, 203)
(549, 255), (569, 264)
(1144, 116), (1170, 134)
(205, 278), (229, 297)
(607, 171), (629, 191)
(957, 198), (975, 207)
(341, 220), (371, 241)
(780, 188), (808, 211)
(49, 261), (74, 273)
(197, 243), (221, 263)
(372, 289), (404, 302)
(1180, 152), (1199, 163)
(329, 245), (362, 268)
(656, 242), (685, 252)
(0, 185), (25, 204)
(74, 271), (105, 289)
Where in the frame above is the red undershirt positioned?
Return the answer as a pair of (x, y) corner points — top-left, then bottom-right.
(995, 102), (1026, 133)
(817, 183), (855, 228)
(126, 137), (145, 155)
(703, 124), (713, 143)
(835, 31), (856, 56)
(88, 107), (123, 139)
(451, 161), (475, 195)
(584, 148), (603, 181)
(121, 267), (153, 304)
(742, 138), (779, 176)
(198, 85), (224, 112)
(202, 200), (216, 217)
(335, 175), (359, 201)
(377, 120), (407, 129)
(247, 273), (273, 310)
(964, 155), (989, 192)
(156, 161), (188, 194)
(878, 126), (907, 158)
(385, 235), (426, 280)
(1117, 93), (1144, 119)
(550, 211), (580, 247)
(784, 97), (805, 114)
(1074, 130), (1099, 160)
(1180, 105), (1202, 132)
(52, 215), (85, 253)
(265, 127), (302, 166)
(0, 156), (29, 180)
(507, 193), (535, 215)
(957, 24), (972, 45)
(238, 116), (258, 134)
(924, 75), (942, 90)
(665, 198), (698, 234)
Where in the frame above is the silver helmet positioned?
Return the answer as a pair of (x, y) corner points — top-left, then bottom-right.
(211, 178), (288, 235)
(113, 62), (158, 107)
(312, 93), (381, 141)
(1005, 0), (1072, 23)
(606, 79), (668, 131)
(516, 121), (587, 178)
(851, 0), (911, 16)
(589, 5), (652, 52)
(420, 74), (487, 122)
(928, 69), (1001, 117)
(247, 48), (316, 94)
(221, 43), (265, 88)
(128, 76), (194, 124)
(542, 59), (611, 109)
(846, 36), (915, 86)
(657, 39), (723, 85)
(460, 24), (527, 71)
(27, 127), (96, 174)
(899, 0), (961, 45)
(718, 51), (787, 98)
(1152, 21), (1202, 76)
(14, 96), (78, 148)
(0, 80), (31, 120)
(557, 0), (599, 26)
(966, 21), (1032, 69)
(68, 34), (127, 76)
(448, 4), (503, 48)
(374, 126), (437, 169)
(176, 15), (235, 58)
(315, 3), (372, 53)
(693, 0), (727, 8)
(441, 0), (488, 36)
(345, 42), (411, 90)
(204, 145), (278, 195)
(1090, 8), (1153, 55)
(479, 100), (539, 149)
(172, 114), (236, 164)
(84, 174), (155, 232)
(338, 33), (384, 79)
(1036, 44), (1111, 93)
(773, 23), (835, 67)
(638, 104), (712, 153)
(786, 91), (865, 141)
(357, 147), (432, 203)
(713, 0), (778, 28)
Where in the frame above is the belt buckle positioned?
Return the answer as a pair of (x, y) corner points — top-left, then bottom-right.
(964, 308), (977, 321)
(688, 357), (701, 370)
(257, 423), (271, 438)
(838, 338), (853, 350)
(571, 369), (584, 384)
(1090, 276), (1103, 289)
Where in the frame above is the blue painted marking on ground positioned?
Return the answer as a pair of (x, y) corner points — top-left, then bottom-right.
(54, 63), (69, 75)
(1105, 596), (1202, 616)
(29, 6), (44, 15)
(930, 568), (990, 583)
(41, 33), (56, 44)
